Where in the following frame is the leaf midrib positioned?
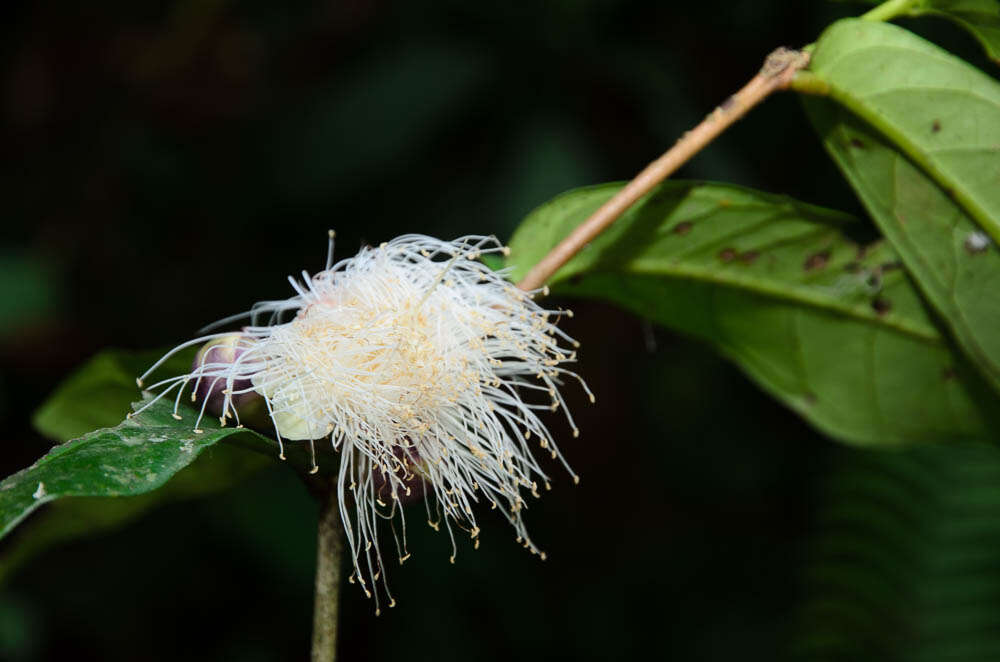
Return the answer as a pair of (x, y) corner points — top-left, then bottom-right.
(554, 258), (939, 343)
(811, 24), (1000, 243)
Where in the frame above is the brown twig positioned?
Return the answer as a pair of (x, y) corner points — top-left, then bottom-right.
(516, 47), (811, 292)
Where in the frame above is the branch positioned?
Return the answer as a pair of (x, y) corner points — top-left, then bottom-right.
(311, 483), (344, 662)
(516, 47), (810, 292)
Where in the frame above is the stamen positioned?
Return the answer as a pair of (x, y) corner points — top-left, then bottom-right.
(137, 233), (590, 609)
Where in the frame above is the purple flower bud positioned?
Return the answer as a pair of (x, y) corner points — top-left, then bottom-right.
(191, 333), (259, 418)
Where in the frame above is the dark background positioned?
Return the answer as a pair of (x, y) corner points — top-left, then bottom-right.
(3, 1), (1000, 660)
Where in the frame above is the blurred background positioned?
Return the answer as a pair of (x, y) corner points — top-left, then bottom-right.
(3, 1), (1000, 660)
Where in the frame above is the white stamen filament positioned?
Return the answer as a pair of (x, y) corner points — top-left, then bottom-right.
(139, 234), (588, 603)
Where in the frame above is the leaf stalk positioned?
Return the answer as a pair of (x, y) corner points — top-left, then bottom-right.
(861, 0), (921, 23)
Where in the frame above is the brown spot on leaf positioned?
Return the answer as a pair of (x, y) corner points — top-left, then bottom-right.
(932, 119), (941, 133)
(739, 250), (759, 264)
(803, 392), (817, 406)
(871, 297), (891, 315)
(850, 138), (866, 149)
(803, 250), (830, 271)
(942, 366), (957, 381)
(673, 221), (693, 236)
(718, 248), (737, 263)
(880, 261), (902, 272)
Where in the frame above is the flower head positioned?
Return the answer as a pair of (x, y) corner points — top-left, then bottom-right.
(137, 233), (590, 608)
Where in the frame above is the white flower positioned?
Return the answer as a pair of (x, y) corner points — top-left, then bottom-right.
(137, 233), (591, 609)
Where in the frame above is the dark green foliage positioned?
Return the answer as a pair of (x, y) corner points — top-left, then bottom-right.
(2, 397), (269, 541)
(804, 19), (1000, 392)
(2, 350), (272, 583)
(796, 441), (1000, 661)
(857, 0), (1000, 61)
(509, 181), (999, 445)
(5, 1), (1000, 660)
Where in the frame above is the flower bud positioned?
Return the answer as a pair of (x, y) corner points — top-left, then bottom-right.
(191, 333), (260, 418)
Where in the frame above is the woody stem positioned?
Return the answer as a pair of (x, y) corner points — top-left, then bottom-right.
(516, 47), (810, 292)
(311, 482), (344, 662)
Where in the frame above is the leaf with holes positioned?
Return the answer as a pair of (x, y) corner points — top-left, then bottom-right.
(507, 181), (1000, 446)
(803, 19), (1000, 392)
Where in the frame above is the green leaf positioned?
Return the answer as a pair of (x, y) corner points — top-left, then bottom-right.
(32, 348), (195, 443)
(860, 0), (1000, 63)
(1, 349), (296, 579)
(919, 0), (1000, 62)
(2, 397), (279, 542)
(805, 99), (1000, 397)
(0, 443), (268, 584)
(795, 441), (1000, 658)
(507, 181), (999, 446)
(804, 20), (1000, 241)
(803, 19), (1000, 391)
